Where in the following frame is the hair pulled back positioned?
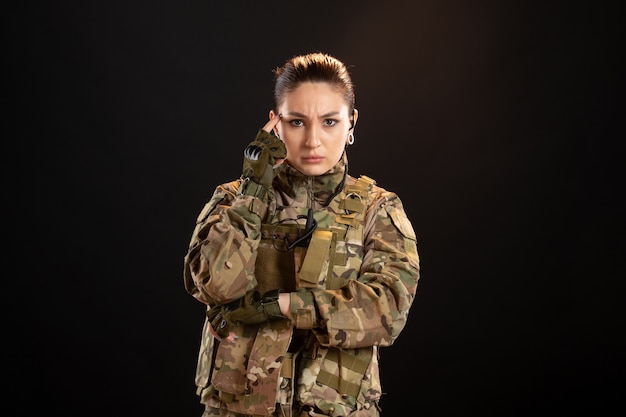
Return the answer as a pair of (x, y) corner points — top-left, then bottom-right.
(273, 52), (355, 114)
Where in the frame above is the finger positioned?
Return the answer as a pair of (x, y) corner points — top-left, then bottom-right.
(261, 113), (282, 133)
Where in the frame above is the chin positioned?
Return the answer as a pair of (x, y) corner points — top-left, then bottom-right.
(290, 161), (332, 177)
(301, 167), (328, 177)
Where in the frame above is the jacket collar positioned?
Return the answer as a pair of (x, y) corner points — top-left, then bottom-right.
(274, 151), (348, 207)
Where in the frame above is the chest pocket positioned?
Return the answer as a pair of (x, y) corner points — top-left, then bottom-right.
(293, 223), (363, 291)
(255, 224), (347, 292)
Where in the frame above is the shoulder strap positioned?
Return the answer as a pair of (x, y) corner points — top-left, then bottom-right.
(336, 175), (376, 228)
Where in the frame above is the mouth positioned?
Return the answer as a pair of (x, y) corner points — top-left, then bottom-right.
(302, 155), (324, 163)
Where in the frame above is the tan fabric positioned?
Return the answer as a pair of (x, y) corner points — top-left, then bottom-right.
(185, 154), (419, 416)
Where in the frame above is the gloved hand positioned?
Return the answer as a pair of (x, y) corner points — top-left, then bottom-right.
(226, 289), (284, 324)
(206, 290), (286, 339)
(240, 129), (286, 198)
(206, 304), (234, 340)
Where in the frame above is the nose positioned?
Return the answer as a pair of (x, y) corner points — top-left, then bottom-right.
(305, 125), (321, 148)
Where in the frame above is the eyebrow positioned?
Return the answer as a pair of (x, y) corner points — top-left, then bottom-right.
(286, 111), (341, 119)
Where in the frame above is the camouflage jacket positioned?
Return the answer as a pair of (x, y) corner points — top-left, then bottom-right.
(183, 153), (420, 416)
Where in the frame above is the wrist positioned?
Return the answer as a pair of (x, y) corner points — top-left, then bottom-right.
(238, 177), (268, 199)
(278, 293), (291, 319)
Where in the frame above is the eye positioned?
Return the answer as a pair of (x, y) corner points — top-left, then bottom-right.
(324, 119), (338, 126)
(290, 119), (303, 127)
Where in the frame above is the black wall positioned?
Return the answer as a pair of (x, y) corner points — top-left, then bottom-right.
(8, 1), (622, 416)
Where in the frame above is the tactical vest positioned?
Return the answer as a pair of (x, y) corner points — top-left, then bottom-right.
(197, 175), (380, 416)
(256, 174), (376, 294)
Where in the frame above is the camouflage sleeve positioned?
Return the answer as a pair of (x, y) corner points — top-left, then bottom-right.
(290, 192), (420, 349)
(183, 180), (268, 306)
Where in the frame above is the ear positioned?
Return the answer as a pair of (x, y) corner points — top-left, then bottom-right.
(350, 108), (359, 130)
(269, 110), (279, 136)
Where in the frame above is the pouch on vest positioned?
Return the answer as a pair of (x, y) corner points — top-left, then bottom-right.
(210, 320), (294, 416)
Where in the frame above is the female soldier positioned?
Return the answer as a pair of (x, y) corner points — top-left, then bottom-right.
(183, 52), (420, 417)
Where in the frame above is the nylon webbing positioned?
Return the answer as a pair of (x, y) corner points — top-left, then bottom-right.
(325, 348), (370, 374)
(340, 198), (365, 213)
(298, 230), (334, 284)
(315, 348), (370, 398)
(336, 175), (375, 229)
(316, 370), (360, 399)
(280, 352), (295, 377)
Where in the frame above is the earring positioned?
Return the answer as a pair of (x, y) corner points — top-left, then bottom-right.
(274, 130), (280, 139)
(347, 132), (355, 145)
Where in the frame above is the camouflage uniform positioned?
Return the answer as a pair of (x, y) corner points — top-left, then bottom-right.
(184, 153), (420, 417)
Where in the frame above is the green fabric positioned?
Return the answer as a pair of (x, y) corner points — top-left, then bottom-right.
(226, 289), (285, 325)
(241, 129), (286, 192)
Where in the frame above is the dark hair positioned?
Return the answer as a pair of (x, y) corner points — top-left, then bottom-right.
(273, 52), (355, 114)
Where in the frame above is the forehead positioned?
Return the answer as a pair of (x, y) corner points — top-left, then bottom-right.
(280, 82), (349, 111)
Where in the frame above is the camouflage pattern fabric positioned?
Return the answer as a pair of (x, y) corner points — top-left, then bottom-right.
(184, 153), (420, 416)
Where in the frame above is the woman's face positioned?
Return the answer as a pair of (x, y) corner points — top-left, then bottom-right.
(271, 82), (357, 177)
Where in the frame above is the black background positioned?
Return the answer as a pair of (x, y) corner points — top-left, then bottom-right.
(8, 1), (623, 416)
